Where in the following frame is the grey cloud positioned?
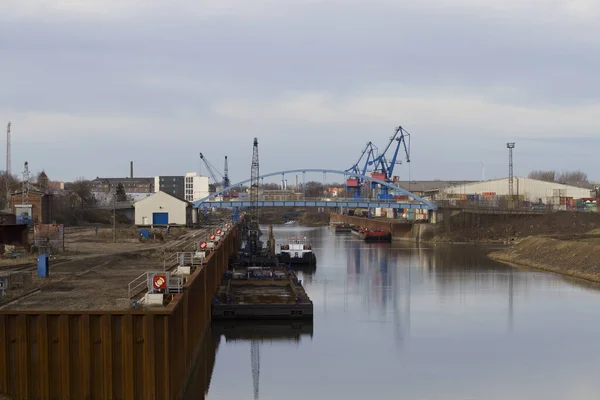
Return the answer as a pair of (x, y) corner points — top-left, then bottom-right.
(0, 1), (599, 181)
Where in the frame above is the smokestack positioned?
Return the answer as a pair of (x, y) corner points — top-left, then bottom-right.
(130, 161), (133, 178)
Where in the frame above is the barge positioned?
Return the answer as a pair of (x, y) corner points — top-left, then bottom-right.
(329, 222), (352, 233)
(212, 266), (313, 320)
(358, 228), (392, 242)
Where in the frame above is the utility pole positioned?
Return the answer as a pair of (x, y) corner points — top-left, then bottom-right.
(113, 194), (116, 243)
(507, 143), (515, 196)
(6, 122), (11, 177)
(5, 122), (11, 209)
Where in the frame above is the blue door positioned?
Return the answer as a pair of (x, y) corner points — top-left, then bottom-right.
(152, 212), (169, 225)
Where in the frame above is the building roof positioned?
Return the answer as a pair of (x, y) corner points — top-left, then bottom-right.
(395, 180), (477, 193)
(11, 186), (47, 195)
(93, 177), (154, 183)
(134, 190), (192, 206)
(442, 177), (595, 190)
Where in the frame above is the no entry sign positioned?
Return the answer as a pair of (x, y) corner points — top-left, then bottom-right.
(199, 241), (208, 249)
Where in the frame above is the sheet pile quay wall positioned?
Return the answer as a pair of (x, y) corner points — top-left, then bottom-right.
(0, 226), (240, 400)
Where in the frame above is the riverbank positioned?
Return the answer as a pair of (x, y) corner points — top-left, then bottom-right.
(489, 235), (600, 283)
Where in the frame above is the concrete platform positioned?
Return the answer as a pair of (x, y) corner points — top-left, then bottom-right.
(0, 224), (222, 311)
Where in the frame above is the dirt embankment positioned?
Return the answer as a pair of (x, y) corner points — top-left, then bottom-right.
(435, 211), (600, 244)
(259, 208), (330, 226)
(489, 235), (600, 283)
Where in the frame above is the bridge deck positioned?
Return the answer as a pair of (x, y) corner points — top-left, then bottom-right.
(198, 200), (430, 209)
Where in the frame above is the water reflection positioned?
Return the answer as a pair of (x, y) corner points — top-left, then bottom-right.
(201, 226), (600, 400)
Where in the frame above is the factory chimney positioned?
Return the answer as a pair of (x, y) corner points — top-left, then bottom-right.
(130, 161), (133, 178)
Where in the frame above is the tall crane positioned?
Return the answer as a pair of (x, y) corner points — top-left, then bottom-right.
(247, 138), (261, 254)
(369, 126), (411, 200)
(345, 142), (378, 199)
(223, 156), (230, 189)
(199, 153), (225, 190)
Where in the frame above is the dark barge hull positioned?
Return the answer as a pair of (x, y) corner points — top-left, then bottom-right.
(212, 303), (313, 320)
(361, 234), (392, 242)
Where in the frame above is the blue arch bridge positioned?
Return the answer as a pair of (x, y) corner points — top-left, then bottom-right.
(192, 168), (436, 212)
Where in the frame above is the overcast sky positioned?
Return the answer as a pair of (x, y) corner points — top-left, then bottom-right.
(1, 0), (599, 184)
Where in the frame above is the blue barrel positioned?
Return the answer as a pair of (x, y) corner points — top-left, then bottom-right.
(37, 254), (49, 278)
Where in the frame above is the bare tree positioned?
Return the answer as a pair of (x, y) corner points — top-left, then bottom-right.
(304, 181), (325, 197)
(36, 170), (49, 191)
(528, 170), (556, 182)
(262, 183), (280, 190)
(70, 178), (94, 208)
(0, 172), (20, 210)
(557, 170), (588, 185)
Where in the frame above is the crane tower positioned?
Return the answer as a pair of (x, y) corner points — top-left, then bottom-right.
(248, 138), (260, 254)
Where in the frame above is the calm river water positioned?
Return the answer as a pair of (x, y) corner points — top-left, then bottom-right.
(185, 225), (600, 400)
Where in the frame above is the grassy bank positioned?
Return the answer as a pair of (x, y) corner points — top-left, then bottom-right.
(489, 236), (600, 283)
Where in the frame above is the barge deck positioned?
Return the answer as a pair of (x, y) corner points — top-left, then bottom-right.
(212, 270), (313, 320)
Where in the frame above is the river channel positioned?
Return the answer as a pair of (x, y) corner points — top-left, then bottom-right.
(185, 225), (600, 400)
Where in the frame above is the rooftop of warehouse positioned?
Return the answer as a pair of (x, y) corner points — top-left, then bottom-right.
(395, 180), (477, 192)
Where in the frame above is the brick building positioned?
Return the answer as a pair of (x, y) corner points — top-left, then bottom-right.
(11, 189), (53, 224)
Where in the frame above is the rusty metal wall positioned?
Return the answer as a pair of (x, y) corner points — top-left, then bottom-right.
(0, 226), (240, 400)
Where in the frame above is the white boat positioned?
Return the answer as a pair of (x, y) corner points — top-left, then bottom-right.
(277, 237), (317, 265)
(284, 220), (296, 225)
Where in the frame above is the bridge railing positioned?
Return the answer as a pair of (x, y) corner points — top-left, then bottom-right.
(200, 196), (426, 204)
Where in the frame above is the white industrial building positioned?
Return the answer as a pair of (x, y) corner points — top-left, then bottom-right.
(184, 172), (210, 202)
(438, 177), (593, 203)
(134, 191), (197, 226)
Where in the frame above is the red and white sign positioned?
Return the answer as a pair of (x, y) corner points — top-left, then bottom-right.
(209, 234), (216, 241)
(153, 275), (167, 290)
(199, 241), (207, 249)
(216, 229), (223, 235)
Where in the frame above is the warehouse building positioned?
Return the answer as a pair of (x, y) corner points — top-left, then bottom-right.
(134, 191), (197, 227)
(438, 177), (594, 204)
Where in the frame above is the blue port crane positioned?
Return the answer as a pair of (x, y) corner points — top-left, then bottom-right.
(369, 126), (411, 200)
(345, 141), (378, 198)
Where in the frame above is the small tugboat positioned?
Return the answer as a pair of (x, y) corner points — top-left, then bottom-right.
(359, 228), (392, 242)
(277, 237), (317, 266)
(351, 225), (362, 235)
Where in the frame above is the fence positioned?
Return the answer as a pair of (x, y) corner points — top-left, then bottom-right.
(33, 224), (65, 254)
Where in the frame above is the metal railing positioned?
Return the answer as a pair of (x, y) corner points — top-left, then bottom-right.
(163, 253), (179, 271)
(169, 276), (184, 294)
(128, 271), (153, 300)
(163, 251), (207, 271)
